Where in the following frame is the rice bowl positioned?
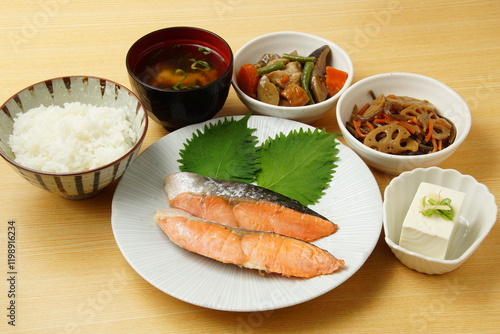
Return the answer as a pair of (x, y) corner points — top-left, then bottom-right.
(0, 76), (148, 200)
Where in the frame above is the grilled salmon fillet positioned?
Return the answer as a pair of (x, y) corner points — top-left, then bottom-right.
(164, 172), (337, 241)
(154, 208), (344, 278)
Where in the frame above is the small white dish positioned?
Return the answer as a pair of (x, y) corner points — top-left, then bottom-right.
(383, 167), (497, 274)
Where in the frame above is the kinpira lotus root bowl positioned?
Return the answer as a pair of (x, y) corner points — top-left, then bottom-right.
(336, 73), (471, 175)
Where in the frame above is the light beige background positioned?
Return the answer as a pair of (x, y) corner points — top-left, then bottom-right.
(0, 1), (499, 333)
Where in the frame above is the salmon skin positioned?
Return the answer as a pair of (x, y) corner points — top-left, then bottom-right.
(164, 172), (338, 242)
(154, 208), (344, 278)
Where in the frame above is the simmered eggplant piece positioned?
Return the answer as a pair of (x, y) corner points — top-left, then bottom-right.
(309, 45), (330, 75)
(310, 74), (329, 103)
(308, 45), (330, 103)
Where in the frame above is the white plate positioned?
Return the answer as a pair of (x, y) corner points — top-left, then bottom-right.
(111, 115), (382, 312)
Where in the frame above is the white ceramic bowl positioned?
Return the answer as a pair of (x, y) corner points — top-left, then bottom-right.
(336, 73), (472, 175)
(0, 76), (148, 200)
(232, 31), (353, 123)
(383, 167), (497, 274)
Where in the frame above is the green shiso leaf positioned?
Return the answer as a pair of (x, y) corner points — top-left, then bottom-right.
(256, 128), (341, 205)
(178, 114), (341, 205)
(178, 113), (259, 183)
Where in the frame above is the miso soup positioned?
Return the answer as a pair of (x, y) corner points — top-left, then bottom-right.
(137, 43), (226, 90)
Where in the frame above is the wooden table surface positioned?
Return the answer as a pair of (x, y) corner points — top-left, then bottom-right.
(1, 1), (499, 333)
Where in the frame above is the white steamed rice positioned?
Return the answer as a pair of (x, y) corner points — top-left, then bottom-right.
(9, 102), (136, 173)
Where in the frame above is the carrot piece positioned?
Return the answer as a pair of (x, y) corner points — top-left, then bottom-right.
(431, 137), (438, 152)
(398, 121), (417, 134)
(353, 120), (366, 138)
(436, 119), (452, 129)
(387, 94), (397, 98)
(236, 63), (259, 98)
(366, 121), (375, 131)
(374, 118), (388, 124)
(425, 119), (434, 142)
(382, 113), (395, 121)
(358, 103), (370, 115)
(280, 74), (290, 84)
(325, 66), (348, 97)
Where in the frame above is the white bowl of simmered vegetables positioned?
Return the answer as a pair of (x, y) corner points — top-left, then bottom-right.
(336, 72), (471, 175)
(232, 31), (353, 123)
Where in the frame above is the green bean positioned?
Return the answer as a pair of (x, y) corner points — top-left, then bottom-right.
(301, 61), (315, 105)
(256, 60), (286, 76)
(282, 53), (315, 63)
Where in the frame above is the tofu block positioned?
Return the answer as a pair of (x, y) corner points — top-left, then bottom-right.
(399, 182), (465, 259)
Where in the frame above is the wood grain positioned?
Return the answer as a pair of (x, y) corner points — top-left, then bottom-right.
(0, 1), (498, 333)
